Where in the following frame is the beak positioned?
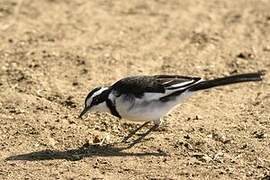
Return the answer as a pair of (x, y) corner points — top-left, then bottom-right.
(79, 106), (91, 119)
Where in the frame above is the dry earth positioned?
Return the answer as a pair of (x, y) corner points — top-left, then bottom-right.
(0, 0), (270, 179)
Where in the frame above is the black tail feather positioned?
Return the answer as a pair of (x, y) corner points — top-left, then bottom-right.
(189, 72), (264, 92)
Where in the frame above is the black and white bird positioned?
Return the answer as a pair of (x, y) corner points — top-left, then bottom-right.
(79, 72), (263, 143)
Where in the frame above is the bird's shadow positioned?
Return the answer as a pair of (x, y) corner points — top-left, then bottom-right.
(5, 143), (167, 162)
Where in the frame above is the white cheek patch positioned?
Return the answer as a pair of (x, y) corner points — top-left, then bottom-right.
(86, 97), (93, 106)
(91, 102), (109, 113)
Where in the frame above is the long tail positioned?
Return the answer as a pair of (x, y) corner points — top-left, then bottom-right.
(189, 72), (264, 92)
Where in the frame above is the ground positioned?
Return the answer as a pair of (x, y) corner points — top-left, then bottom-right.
(0, 0), (270, 179)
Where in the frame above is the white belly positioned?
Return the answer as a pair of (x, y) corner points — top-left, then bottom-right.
(118, 101), (169, 122)
(115, 91), (194, 122)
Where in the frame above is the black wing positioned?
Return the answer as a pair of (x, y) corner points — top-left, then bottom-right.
(110, 75), (201, 98)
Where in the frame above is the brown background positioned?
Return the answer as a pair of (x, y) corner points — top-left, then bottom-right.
(0, 0), (270, 179)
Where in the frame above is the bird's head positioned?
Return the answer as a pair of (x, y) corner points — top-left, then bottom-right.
(79, 86), (110, 118)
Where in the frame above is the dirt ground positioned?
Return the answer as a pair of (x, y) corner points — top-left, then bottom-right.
(0, 0), (270, 179)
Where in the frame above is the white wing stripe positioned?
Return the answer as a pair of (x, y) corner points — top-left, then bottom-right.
(166, 80), (195, 90)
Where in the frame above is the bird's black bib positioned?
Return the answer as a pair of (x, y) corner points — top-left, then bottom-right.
(106, 99), (121, 118)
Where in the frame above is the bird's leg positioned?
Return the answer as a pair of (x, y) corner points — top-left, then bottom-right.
(126, 123), (159, 148)
(121, 121), (150, 143)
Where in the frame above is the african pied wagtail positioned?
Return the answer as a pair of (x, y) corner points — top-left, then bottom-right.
(79, 72), (263, 144)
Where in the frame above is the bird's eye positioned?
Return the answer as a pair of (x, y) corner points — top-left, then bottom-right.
(92, 97), (99, 104)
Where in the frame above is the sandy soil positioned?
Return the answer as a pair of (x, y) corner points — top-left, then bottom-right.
(0, 0), (270, 179)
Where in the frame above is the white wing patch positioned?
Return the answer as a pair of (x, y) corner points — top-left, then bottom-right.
(167, 80), (195, 88)
(142, 79), (203, 101)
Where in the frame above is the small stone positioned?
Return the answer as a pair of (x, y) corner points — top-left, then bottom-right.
(236, 52), (255, 59)
(194, 115), (201, 120)
(201, 155), (212, 163)
(72, 82), (79, 86)
(254, 131), (267, 139)
(184, 134), (191, 139)
(240, 144), (248, 149)
(82, 140), (90, 148)
(81, 68), (88, 74)
(192, 153), (212, 163)
(157, 148), (165, 153)
(68, 120), (75, 124)
(93, 135), (101, 144)
(184, 142), (193, 150)
(263, 45), (270, 51)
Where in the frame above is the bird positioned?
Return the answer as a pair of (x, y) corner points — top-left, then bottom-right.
(79, 72), (264, 145)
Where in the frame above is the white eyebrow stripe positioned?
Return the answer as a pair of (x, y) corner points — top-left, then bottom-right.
(92, 87), (109, 97)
